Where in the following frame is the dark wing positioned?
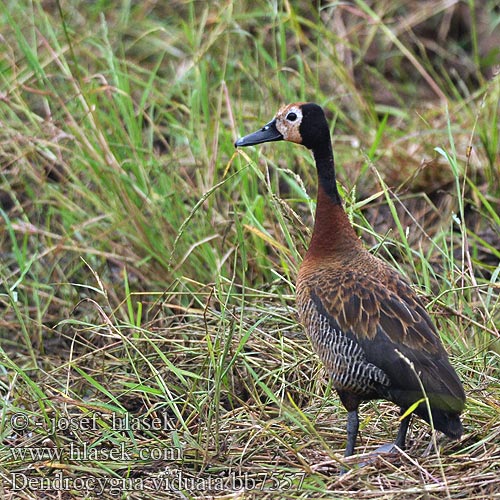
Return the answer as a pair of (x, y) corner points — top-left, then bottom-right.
(309, 266), (465, 415)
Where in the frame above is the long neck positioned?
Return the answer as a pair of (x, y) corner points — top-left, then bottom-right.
(306, 145), (361, 258)
(314, 145), (341, 205)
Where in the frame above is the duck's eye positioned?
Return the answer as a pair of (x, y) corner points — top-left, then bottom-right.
(286, 112), (297, 122)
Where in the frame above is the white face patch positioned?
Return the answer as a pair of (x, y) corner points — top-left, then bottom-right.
(274, 103), (304, 144)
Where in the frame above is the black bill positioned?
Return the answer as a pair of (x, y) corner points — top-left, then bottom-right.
(235, 119), (283, 147)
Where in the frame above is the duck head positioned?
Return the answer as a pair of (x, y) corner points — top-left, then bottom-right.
(235, 103), (330, 151)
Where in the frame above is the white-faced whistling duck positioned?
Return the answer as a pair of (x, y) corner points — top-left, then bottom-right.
(235, 102), (465, 461)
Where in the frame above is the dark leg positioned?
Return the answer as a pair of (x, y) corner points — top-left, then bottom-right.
(360, 408), (411, 467)
(337, 390), (361, 469)
(394, 412), (411, 449)
(345, 410), (359, 457)
(366, 409), (411, 457)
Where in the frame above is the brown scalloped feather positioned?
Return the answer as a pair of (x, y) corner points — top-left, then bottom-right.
(299, 256), (443, 353)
